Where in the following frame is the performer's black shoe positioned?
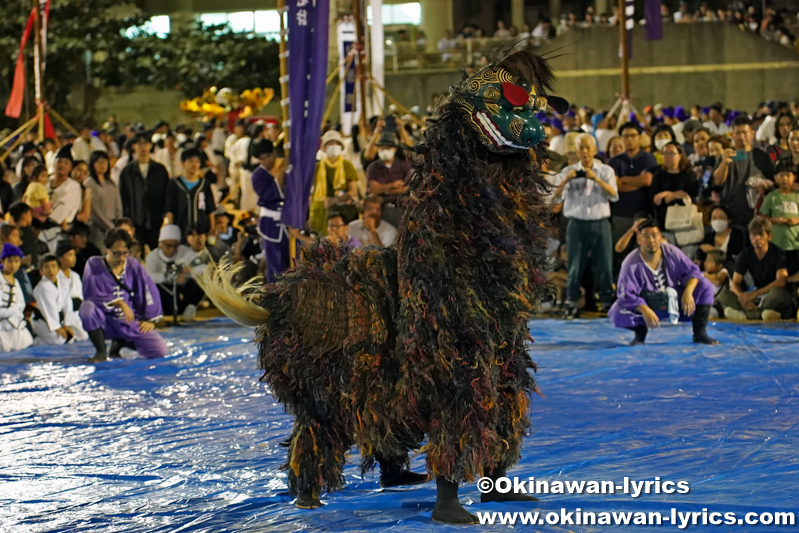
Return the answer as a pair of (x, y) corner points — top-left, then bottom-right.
(87, 328), (110, 363)
(692, 305), (719, 345)
(626, 325), (648, 346)
(563, 306), (580, 320)
(380, 470), (429, 487)
(431, 477), (477, 525)
(109, 339), (136, 358)
(480, 468), (539, 503)
(295, 492), (322, 509)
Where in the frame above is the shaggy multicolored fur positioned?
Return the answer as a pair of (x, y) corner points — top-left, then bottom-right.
(199, 49), (555, 503)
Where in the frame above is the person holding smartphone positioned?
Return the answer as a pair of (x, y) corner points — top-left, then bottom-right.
(712, 115), (775, 227)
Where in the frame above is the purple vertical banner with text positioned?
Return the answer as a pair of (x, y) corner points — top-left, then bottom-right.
(644, 0), (663, 41)
(281, 0), (331, 230)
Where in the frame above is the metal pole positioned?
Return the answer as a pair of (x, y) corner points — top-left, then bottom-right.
(619, 0), (630, 100)
(352, 0), (368, 130)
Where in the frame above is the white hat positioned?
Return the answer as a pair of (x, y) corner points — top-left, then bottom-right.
(321, 130), (344, 147)
(159, 224), (181, 243)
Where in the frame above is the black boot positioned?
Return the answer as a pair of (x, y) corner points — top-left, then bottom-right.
(377, 454), (428, 487)
(431, 476), (477, 525)
(109, 339), (136, 358)
(626, 324), (648, 346)
(480, 468), (539, 503)
(692, 304), (718, 345)
(295, 491), (322, 509)
(87, 328), (109, 363)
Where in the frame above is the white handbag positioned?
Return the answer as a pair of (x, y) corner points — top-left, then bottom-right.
(672, 200), (705, 246)
(664, 198), (695, 231)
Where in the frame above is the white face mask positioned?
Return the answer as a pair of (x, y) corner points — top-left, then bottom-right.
(711, 220), (728, 233)
(378, 148), (396, 161)
(655, 138), (671, 151)
(326, 145), (342, 159)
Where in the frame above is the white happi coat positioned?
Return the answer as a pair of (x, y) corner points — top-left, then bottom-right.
(32, 276), (88, 345)
(0, 274), (33, 352)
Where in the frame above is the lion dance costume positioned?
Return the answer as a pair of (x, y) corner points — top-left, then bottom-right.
(199, 50), (568, 525)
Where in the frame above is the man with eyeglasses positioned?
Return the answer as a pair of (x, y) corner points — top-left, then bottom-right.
(608, 122), (658, 258)
(145, 224), (205, 322)
(80, 228), (167, 363)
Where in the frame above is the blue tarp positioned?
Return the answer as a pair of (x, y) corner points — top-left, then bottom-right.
(1, 318), (798, 532)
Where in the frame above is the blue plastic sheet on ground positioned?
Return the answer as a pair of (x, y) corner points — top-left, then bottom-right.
(1, 318), (798, 532)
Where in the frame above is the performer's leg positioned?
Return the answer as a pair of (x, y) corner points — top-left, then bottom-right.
(127, 330), (169, 359)
(79, 301), (110, 363)
(626, 324), (649, 346)
(687, 278), (718, 344)
(375, 453), (428, 487)
(432, 477), (478, 525)
(32, 320), (66, 346)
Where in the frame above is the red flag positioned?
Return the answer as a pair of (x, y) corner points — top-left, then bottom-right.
(5, 8), (36, 118)
(43, 110), (55, 139)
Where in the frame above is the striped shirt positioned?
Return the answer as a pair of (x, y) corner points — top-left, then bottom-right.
(550, 160), (619, 220)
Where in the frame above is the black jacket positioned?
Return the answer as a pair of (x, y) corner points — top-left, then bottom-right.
(164, 176), (216, 237)
(119, 160), (170, 230)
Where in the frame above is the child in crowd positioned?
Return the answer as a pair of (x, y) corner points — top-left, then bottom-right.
(0, 244), (33, 352)
(758, 166), (799, 275)
(55, 240), (83, 311)
(32, 254), (88, 345)
(22, 165), (51, 223)
(702, 249), (729, 318)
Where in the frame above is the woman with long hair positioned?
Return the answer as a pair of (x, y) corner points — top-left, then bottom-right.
(13, 155), (39, 201)
(85, 150), (122, 251)
(766, 111), (796, 163)
(650, 141), (700, 243)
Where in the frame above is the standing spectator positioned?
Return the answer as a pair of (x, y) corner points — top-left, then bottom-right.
(153, 131), (184, 179)
(551, 134), (619, 317)
(437, 30), (456, 62)
(224, 119), (247, 201)
(71, 125), (105, 163)
(780, 128), (799, 171)
(609, 220), (717, 345)
(494, 20), (511, 39)
(758, 166), (799, 275)
(703, 104), (732, 136)
(119, 134), (170, 251)
(718, 217), (793, 321)
(0, 244), (33, 352)
(673, 2), (691, 23)
(80, 229), (167, 363)
(650, 142), (700, 239)
(164, 148), (216, 238)
(608, 122), (658, 251)
(232, 123), (264, 213)
(687, 127), (714, 194)
(348, 195), (397, 247)
(85, 151), (123, 252)
(42, 150), (82, 252)
(70, 159), (92, 225)
(712, 116), (775, 227)
(310, 130), (359, 236)
(365, 133), (410, 228)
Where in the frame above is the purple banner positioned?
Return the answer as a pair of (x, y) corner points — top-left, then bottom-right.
(645, 0), (663, 41)
(281, 0), (331, 230)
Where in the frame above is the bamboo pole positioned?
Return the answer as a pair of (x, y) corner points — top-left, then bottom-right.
(33, 0), (45, 142)
(277, 0), (290, 159)
(0, 119), (38, 164)
(47, 107), (80, 136)
(368, 77), (426, 128)
(619, 0), (630, 100)
(0, 115), (39, 149)
(321, 53), (354, 128)
(352, 0), (368, 131)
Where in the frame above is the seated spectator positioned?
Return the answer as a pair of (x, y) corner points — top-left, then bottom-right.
(758, 166), (799, 275)
(713, 116), (775, 226)
(437, 30), (457, 62)
(56, 240), (83, 311)
(326, 212), (361, 248)
(0, 223), (34, 304)
(609, 220), (717, 345)
(212, 209), (239, 248)
(702, 249), (729, 317)
(703, 104), (732, 136)
(80, 228), (166, 362)
(8, 202), (45, 276)
(185, 224), (219, 272)
(494, 20), (511, 39)
(14, 155), (38, 201)
(145, 224), (205, 322)
(718, 217), (793, 321)
(348, 195), (398, 247)
(68, 222), (101, 278)
(697, 203), (746, 273)
(165, 148), (216, 239)
(70, 158), (92, 225)
(0, 244), (33, 352)
(311, 130), (359, 235)
(115, 217), (150, 261)
(32, 254), (88, 345)
(365, 133), (411, 228)
(22, 165), (52, 224)
(650, 142), (700, 238)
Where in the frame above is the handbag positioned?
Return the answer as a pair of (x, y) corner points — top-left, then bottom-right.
(664, 198), (695, 230)
(674, 203), (705, 246)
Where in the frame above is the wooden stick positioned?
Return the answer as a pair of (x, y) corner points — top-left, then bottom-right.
(368, 78), (426, 128)
(321, 73), (345, 130)
(0, 118), (38, 164)
(619, 0), (630, 99)
(0, 115), (39, 148)
(47, 107), (80, 136)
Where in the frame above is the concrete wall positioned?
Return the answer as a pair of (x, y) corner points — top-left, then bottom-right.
(83, 23), (799, 127)
(537, 23), (799, 111)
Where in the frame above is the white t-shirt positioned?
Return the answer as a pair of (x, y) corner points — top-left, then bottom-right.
(348, 219), (397, 247)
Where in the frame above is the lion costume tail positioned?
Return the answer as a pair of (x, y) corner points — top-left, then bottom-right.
(195, 259), (270, 328)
